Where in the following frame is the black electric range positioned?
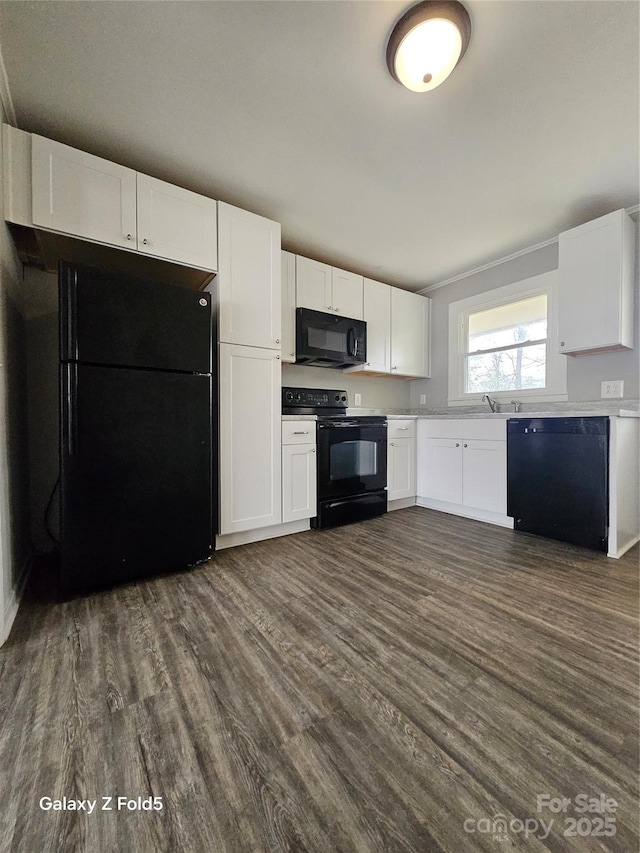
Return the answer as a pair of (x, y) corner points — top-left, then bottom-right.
(282, 387), (387, 529)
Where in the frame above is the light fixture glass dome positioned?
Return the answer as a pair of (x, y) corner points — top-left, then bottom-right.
(387, 1), (471, 93)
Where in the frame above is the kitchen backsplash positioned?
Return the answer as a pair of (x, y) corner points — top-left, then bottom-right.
(281, 364), (411, 411)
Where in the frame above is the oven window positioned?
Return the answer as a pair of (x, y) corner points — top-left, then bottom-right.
(330, 440), (378, 481)
(308, 327), (347, 353)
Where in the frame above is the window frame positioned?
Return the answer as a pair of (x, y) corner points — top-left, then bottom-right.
(447, 270), (568, 406)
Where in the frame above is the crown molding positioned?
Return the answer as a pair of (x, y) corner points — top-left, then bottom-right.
(0, 40), (16, 126)
(418, 203), (640, 295)
(417, 236), (558, 295)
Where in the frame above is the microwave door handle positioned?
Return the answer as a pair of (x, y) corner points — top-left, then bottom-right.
(347, 327), (356, 358)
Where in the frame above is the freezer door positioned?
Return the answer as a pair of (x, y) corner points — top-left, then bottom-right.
(60, 364), (213, 590)
(60, 261), (211, 373)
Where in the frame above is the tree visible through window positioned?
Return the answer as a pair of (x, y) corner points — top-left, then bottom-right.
(464, 294), (547, 393)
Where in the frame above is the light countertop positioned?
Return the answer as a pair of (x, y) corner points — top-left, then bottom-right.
(284, 408), (639, 421)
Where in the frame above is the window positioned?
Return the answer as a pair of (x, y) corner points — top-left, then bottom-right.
(448, 271), (567, 405)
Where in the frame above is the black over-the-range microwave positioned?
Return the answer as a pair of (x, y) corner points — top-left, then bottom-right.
(295, 308), (367, 369)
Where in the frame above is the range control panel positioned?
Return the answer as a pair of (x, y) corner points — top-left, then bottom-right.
(282, 387), (348, 414)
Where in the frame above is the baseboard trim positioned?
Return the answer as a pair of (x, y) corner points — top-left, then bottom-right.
(2, 553), (32, 646)
(216, 519), (311, 550)
(387, 497), (417, 512)
(416, 497), (514, 529)
(607, 533), (640, 560)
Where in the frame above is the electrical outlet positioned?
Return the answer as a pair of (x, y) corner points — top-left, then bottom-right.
(420, 394), (427, 405)
(601, 380), (624, 399)
(354, 393), (362, 406)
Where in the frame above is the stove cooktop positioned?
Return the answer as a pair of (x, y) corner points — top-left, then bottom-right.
(282, 387), (386, 423)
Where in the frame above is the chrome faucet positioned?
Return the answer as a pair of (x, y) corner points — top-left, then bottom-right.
(510, 400), (521, 413)
(482, 394), (497, 413)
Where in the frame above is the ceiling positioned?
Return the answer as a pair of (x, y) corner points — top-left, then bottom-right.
(0, 1), (638, 290)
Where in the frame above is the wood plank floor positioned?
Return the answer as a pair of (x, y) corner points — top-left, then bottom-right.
(0, 507), (638, 852)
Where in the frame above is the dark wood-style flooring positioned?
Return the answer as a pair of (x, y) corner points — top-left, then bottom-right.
(0, 507), (638, 852)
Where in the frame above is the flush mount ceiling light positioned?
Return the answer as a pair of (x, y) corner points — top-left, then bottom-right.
(386, 0), (471, 93)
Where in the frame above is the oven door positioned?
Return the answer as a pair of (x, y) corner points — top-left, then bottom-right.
(296, 308), (366, 368)
(317, 421), (387, 500)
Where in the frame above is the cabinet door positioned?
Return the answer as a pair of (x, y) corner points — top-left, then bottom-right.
(218, 202), (281, 349)
(296, 256), (333, 313)
(462, 439), (506, 513)
(32, 134), (137, 248)
(391, 288), (430, 377)
(363, 278), (391, 373)
(219, 344), (281, 534)
(332, 267), (364, 319)
(419, 438), (463, 504)
(282, 443), (317, 523)
(281, 251), (297, 363)
(558, 209), (634, 354)
(136, 173), (217, 270)
(387, 437), (416, 501)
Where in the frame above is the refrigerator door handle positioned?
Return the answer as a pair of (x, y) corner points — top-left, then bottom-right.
(66, 363), (78, 456)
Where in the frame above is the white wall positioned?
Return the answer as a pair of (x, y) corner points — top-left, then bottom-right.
(410, 215), (640, 409)
(282, 363), (411, 411)
(0, 103), (32, 645)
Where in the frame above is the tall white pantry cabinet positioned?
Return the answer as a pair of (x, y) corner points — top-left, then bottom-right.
(217, 202), (282, 535)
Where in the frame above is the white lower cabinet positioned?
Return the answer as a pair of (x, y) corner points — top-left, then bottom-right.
(417, 419), (509, 525)
(462, 440), (506, 513)
(387, 419), (416, 503)
(282, 421), (317, 523)
(219, 343), (281, 534)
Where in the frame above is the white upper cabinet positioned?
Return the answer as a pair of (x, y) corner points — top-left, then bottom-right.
(332, 267), (364, 319)
(558, 209), (636, 355)
(136, 173), (217, 270)
(296, 256), (333, 313)
(218, 202), (281, 349)
(363, 278), (391, 373)
(30, 133), (218, 270)
(390, 288), (431, 378)
(296, 255), (364, 320)
(281, 250), (296, 363)
(32, 134), (137, 250)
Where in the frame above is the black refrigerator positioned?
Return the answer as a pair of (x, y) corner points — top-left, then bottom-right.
(59, 261), (214, 592)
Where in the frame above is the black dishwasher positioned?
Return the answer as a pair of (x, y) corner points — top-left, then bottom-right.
(507, 417), (609, 551)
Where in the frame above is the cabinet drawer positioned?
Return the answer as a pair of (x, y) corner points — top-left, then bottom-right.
(422, 418), (506, 441)
(388, 419), (416, 439)
(282, 420), (317, 445)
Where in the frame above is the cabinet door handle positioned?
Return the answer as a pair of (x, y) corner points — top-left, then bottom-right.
(125, 233), (132, 241)
(463, 443), (468, 448)
(398, 427), (408, 430)
(275, 339), (280, 344)
(560, 341), (565, 347)
(276, 355), (280, 360)
(455, 443), (460, 447)
(311, 448), (316, 453)
(292, 431), (310, 435)
(390, 442), (394, 446)
(143, 238), (149, 245)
